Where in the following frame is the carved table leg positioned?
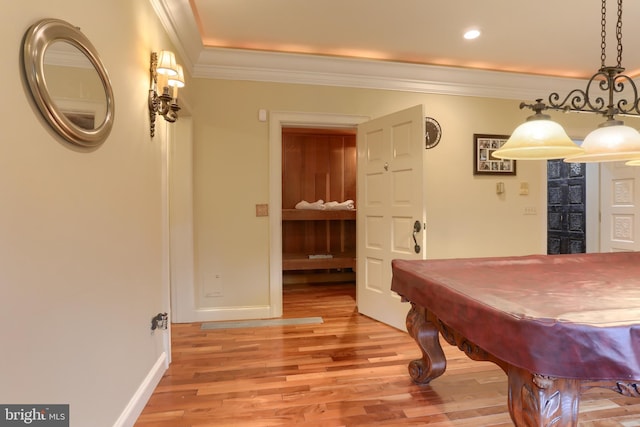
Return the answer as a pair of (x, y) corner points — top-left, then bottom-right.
(507, 365), (580, 427)
(405, 303), (446, 384)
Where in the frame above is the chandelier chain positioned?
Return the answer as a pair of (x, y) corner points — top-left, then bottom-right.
(617, 0), (623, 68)
(601, 0), (607, 68)
(601, 0), (625, 68)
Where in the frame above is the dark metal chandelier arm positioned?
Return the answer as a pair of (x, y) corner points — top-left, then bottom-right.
(547, 87), (601, 114)
(610, 73), (639, 116)
(540, 68), (640, 119)
(517, 99), (553, 115)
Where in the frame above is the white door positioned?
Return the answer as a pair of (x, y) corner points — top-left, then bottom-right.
(356, 105), (427, 331)
(600, 161), (640, 252)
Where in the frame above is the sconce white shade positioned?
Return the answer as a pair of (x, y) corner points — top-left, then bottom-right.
(564, 123), (640, 163)
(168, 64), (185, 88)
(492, 117), (583, 160)
(156, 50), (178, 76)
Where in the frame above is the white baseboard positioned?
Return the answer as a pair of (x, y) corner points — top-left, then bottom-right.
(112, 352), (168, 427)
(175, 305), (273, 323)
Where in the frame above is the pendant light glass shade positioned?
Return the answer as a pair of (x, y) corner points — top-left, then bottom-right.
(493, 114), (583, 160)
(564, 121), (640, 163)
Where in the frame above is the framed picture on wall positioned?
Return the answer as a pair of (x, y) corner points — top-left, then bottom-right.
(473, 134), (516, 176)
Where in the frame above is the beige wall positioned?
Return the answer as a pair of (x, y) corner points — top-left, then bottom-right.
(1, 1), (175, 425)
(190, 78), (603, 311)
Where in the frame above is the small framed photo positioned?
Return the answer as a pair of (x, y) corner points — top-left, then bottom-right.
(473, 134), (516, 176)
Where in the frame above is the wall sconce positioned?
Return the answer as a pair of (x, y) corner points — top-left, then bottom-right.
(148, 50), (185, 137)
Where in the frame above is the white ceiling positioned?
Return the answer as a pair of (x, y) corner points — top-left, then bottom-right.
(151, 0), (640, 100)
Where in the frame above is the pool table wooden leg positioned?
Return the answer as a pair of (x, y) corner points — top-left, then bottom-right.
(405, 302), (446, 384)
(507, 365), (581, 427)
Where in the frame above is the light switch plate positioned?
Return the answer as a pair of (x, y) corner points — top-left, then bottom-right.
(256, 204), (269, 217)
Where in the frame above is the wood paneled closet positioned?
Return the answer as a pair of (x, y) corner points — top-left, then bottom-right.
(282, 128), (356, 283)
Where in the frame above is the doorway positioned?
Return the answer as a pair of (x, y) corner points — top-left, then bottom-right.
(281, 127), (357, 286)
(268, 112), (369, 318)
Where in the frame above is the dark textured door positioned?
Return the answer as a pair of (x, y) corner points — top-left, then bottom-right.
(547, 160), (586, 254)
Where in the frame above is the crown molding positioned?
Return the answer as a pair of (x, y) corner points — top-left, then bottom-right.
(150, 0), (590, 101)
(194, 47), (593, 101)
(149, 0), (202, 71)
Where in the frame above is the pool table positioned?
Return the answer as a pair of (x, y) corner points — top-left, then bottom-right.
(391, 252), (640, 426)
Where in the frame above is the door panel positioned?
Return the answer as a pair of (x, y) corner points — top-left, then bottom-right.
(392, 169), (413, 202)
(547, 160), (586, 254)
(392, 217), (414, 253)
(365, 258), (384, 292)
(357, 105), (426, 331)
(601, 162), (640, 252)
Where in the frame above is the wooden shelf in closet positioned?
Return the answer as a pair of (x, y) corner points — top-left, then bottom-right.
(281, 209), (356, 271)
(282, 252), (356, 271)
(281, 209), (356, 221)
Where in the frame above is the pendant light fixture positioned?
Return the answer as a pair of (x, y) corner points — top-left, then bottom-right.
(494, 0), (640, 163)
(492, 100), (584, 160)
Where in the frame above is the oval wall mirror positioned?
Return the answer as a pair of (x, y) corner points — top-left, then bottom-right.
(22, 18), (115, 147)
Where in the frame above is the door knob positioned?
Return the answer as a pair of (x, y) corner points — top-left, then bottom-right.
(412, 220), (422, 254)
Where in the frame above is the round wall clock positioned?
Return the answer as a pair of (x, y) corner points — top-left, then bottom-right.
(425, 117), (442, 149)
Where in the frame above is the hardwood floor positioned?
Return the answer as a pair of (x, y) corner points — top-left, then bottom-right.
(135, 282), (640, 426)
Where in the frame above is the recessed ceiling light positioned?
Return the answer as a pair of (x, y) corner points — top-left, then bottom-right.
(464, 29), (481, 40)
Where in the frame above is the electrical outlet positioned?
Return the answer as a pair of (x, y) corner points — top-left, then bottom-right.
(524, 206), (537, 215)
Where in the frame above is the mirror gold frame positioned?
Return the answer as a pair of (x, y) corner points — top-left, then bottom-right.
(22, 18), (115, 147)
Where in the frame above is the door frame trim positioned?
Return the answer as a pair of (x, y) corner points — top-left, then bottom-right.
(268, 111), (368, 317)
(585, 163), (600, 252)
